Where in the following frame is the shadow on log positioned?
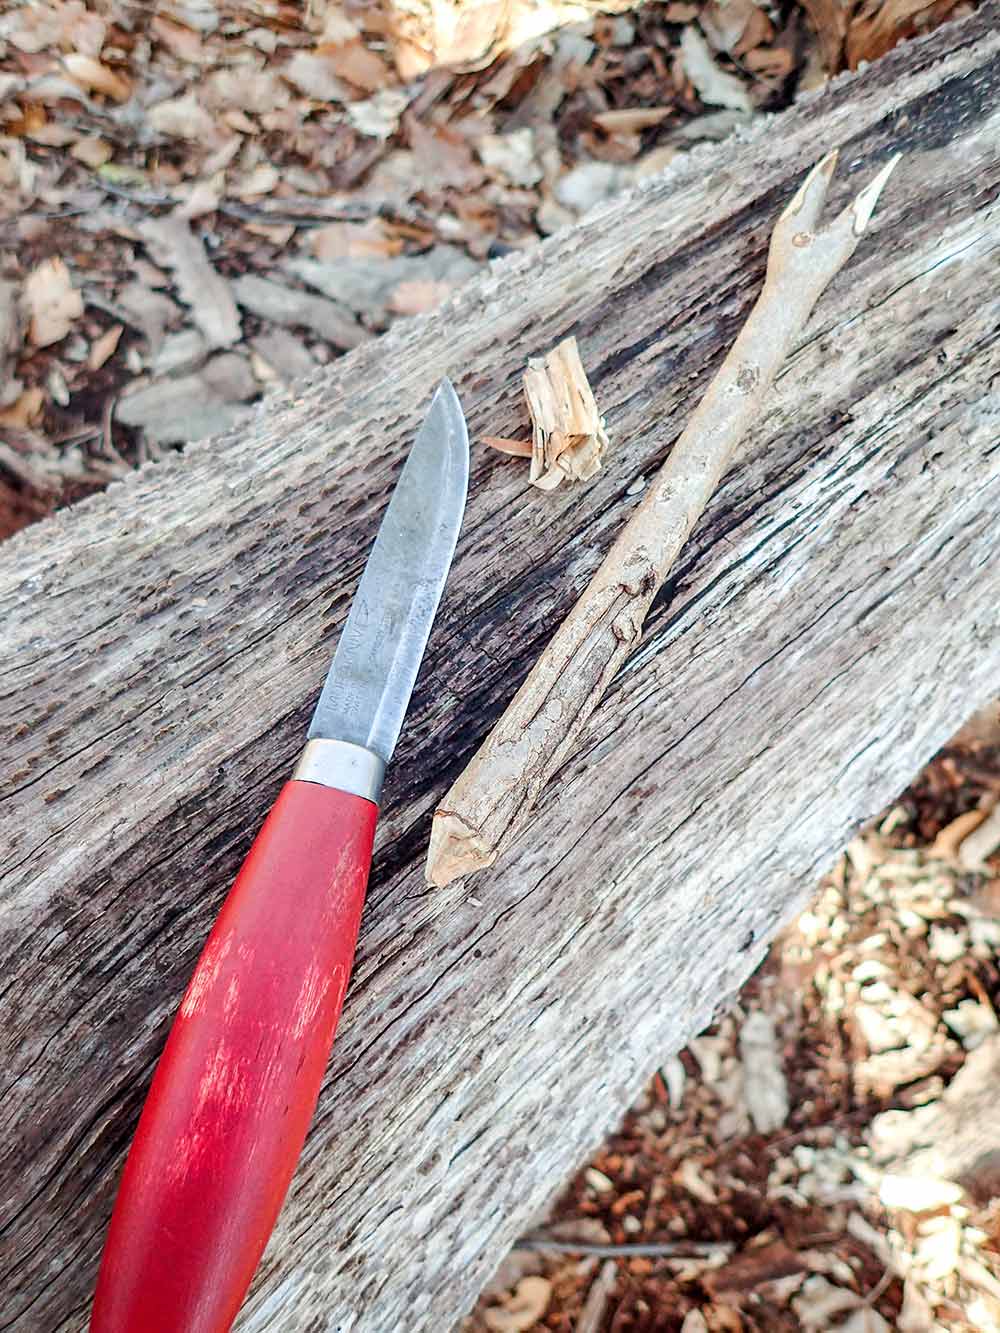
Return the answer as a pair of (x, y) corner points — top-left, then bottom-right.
(2, 9), (999, 1329)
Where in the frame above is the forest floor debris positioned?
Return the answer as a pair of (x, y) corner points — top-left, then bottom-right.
(0, 0), (973, 537)
(464, 709), (1000, 1331)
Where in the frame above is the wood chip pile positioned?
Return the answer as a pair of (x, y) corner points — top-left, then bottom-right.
(466, 710), (1000, 1331)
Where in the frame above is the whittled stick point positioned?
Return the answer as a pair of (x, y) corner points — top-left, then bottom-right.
(426, 152), (901, 888)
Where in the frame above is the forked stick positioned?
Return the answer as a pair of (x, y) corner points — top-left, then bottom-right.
(426, 150), (901, 887)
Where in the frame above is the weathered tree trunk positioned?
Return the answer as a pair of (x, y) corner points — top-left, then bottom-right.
(2, 11), (999, 1329)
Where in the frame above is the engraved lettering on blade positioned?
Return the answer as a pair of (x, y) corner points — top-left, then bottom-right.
(307, 381), (469, 761)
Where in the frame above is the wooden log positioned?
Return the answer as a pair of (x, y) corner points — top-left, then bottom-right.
(2, 11), (999, 1329)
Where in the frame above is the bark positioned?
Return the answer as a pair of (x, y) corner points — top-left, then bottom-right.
(1, 11), (999, 1330)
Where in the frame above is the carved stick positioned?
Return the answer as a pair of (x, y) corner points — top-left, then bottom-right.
(426, 150), (900, 887)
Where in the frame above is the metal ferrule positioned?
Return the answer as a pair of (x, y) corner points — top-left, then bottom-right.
(292, 739), (385, 805)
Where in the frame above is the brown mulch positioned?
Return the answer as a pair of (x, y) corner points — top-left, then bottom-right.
(0, 0), (975, 539)
(465, 705), (1000, 1332)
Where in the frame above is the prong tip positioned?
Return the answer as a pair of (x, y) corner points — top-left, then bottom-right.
(820, 148), (840, 178)
(852, 153), (902, 235)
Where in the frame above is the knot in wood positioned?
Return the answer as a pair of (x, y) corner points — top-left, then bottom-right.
(610, 568), (656, 644)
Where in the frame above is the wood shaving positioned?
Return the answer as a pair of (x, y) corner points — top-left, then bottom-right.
(522, 337), (608, 490)
(483, 436), (533, 457)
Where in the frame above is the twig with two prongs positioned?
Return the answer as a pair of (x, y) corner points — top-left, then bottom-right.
(426, 150), (901, 887)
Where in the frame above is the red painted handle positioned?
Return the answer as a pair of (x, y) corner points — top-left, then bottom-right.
(91, 780), (378, 1333)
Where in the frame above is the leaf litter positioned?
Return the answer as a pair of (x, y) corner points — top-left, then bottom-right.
(0, 0), (971, 538)
(465, 707), (1000, 1331)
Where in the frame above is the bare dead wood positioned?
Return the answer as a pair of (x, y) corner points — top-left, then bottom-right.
(1, 12), (999, 1331)
(137, 214), (241, 350)
(425, 151), (898, 888)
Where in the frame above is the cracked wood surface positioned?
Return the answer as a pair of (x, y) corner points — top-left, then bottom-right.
(3, 12), (1000, 1330)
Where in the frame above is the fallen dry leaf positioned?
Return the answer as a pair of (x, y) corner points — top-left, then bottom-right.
(345, 88), (410, 139)
(898, 1278), (936, 1331)
(0, 386), (45, 428)
(387, 279), (454, 315)
(284, 51), (351, 102)
(88, 324), (123, 371)
(310, 219), (404, 260)
(431, 0), (510, 68)
(699, 0), (773, 55)
(320, 10), (362, 44)
(476, 128), (543, 186)
(205, 68), (287, 116)
(928, 808), (988, 860)
(25, 257), (83, 347)
(392, 35), (434, 81)
(148, 91), (216, 140)
(63, 53), (130, 102)
(744, 47), (796, 79)
(151, 15), (204, 63)
(63, 3), (107, 58)
(406, 115), (486, 192)
(680, 25), (754, 112)
(957, 803), (1000, 869)
(680, 1312), (710, 1333)
(839, 1308), (891, 1333)
(482, 1276), (551, 1333)
(846, 0), (960, 68)
(70, 136), (112, 168)
(593, 107), (672, 133)
(318, 38), (392, 94)
(2, 4), (63, 54)
(799, 0), (851, 73)
(237, 164), (280, 198)
(175, 175), (224, 219)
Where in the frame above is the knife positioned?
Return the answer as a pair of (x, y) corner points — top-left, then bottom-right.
(90, 380), (470, 1333)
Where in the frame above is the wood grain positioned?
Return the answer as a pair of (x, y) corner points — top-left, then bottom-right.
(2, 11), (999, 1329)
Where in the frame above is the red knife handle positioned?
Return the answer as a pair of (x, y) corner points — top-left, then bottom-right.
(91, 779), (378, 1333)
